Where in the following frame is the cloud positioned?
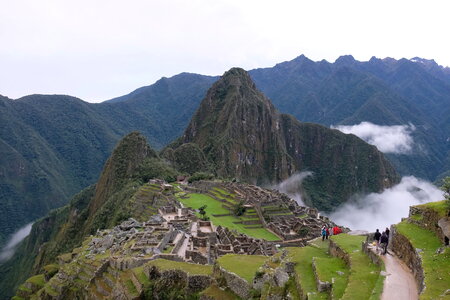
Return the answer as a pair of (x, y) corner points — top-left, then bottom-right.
(0, 223), (33, 263)
(272, 171), (313, 206)
(332, 122), (415, 154)
(328, 176), (444, 231)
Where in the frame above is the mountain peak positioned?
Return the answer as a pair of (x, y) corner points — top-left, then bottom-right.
(335, 55), (356, 65)
(218, 67), (256, 89)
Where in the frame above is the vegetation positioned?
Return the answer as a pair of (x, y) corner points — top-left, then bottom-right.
(188, 172), (215, 183)
(288, 244), (331, 300)
(415, 200), (448, 217)
(330, 234), (382, 300)
(200, 285), (239, 300)
(177, 193), (279, 241)
(396, 222), (450, 299)
(145, 259), (213, 276)
(313, 257), (349, 299)
(217, 254), (268, 283)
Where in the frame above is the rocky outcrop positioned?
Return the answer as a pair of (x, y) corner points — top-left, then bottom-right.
(390, 225), (425, 293)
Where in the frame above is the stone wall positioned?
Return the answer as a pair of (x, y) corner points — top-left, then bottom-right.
(329, 239), (350, 267)
(172, 234), (186, 254)
(186, 250), (208, 264)
(311, 257), (331, 292)
(409, 206), (450, 245)
(362, 241), (383, 266)
(215, 265), (251, 299)
(390, 225), (425, 293)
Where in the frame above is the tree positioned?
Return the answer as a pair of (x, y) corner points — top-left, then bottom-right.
(233, 201), (246, 216)
(198, 205), (208, 220)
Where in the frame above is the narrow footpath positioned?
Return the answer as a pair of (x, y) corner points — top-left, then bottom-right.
(380, 252), (418, 300)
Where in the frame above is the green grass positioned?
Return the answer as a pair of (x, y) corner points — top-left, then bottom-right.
(330, 234), (381, 300)
(396, 222), (450, 299)
(410, 214), (424, 221)
(25, 274), (45, 287)
(414, 200), (448, 217)
(313, 257), (349, 299)
(288, 246), (329, 300)
(201, 284), (240, 300)
(177, 193), (279, 241)
(132, 266), (151, 286)
(217, 254), (268, 283)
(146, 259), (213, 275)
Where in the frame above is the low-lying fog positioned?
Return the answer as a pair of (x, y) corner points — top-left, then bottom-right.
(329, 176), (443, 231)
(0, 222), (33, 263)
(275, 173), (444, 232)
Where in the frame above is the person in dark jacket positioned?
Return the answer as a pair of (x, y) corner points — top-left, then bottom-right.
(385, 227), (390, 237)
(380, 232), (389, 255)
(374, 229), (381, 252)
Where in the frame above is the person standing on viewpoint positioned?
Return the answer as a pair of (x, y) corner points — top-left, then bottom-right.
(380, 231), (389, 255)
(374, 229), (381, 252)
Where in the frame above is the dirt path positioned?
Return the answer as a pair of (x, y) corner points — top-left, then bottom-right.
(380, 252), (418, 300)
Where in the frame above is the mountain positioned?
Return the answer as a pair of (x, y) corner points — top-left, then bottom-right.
(0, 74), (214, 249)
(0, 132), (179, 298)
(166, 68), (399, 210)
(249, 55), (450, 181)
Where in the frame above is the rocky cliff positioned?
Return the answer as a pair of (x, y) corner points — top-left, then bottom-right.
(169, 68), (400, 210)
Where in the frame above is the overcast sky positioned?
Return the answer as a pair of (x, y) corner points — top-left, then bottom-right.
(1, 0), (449, 102)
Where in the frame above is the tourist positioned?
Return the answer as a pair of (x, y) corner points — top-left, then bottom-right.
(385, 227), (390, 237)
(374, 229), (381, 252)
(321, 226), (327, 241)
(325, 226), (330, 240)
(380, 232), (389, 255)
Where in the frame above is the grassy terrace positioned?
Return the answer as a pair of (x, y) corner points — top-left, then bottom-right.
(177, 193), (279, 241)
(314, 257), (349, 299)
(145, 259), (213, 275)
(414, 200), (448, 217)
(396, 221), (450, 299)
(288, 239), (343, 300)
(217, 254), (268, 283)
(201, 284), (240, 300)
(330, 234), (382, 300)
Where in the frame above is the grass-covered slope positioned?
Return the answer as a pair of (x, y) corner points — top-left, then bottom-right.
(330, 234), (383, 300)
(288, 238), (350, 300)
(396, 222), (450, 299)
(394, 200), (450, 299)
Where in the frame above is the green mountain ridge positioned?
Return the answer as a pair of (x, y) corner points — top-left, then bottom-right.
(166, 68), (399, 210)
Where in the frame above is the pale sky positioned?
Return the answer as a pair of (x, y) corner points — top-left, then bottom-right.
(1, 0), (449, 102)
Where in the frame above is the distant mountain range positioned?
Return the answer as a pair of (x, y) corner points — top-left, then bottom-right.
(1, 55), (449, 249)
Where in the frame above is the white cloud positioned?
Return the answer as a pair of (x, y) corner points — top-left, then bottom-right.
(272, 171), (313, 206)
(332, 122), (415, 154)
(0, 0), (449, 101)
(0, 223), (33, 263)
(328, 176), (444, 231)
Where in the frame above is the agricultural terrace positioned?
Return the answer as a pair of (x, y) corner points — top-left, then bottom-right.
(176, 191), (280, 241)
